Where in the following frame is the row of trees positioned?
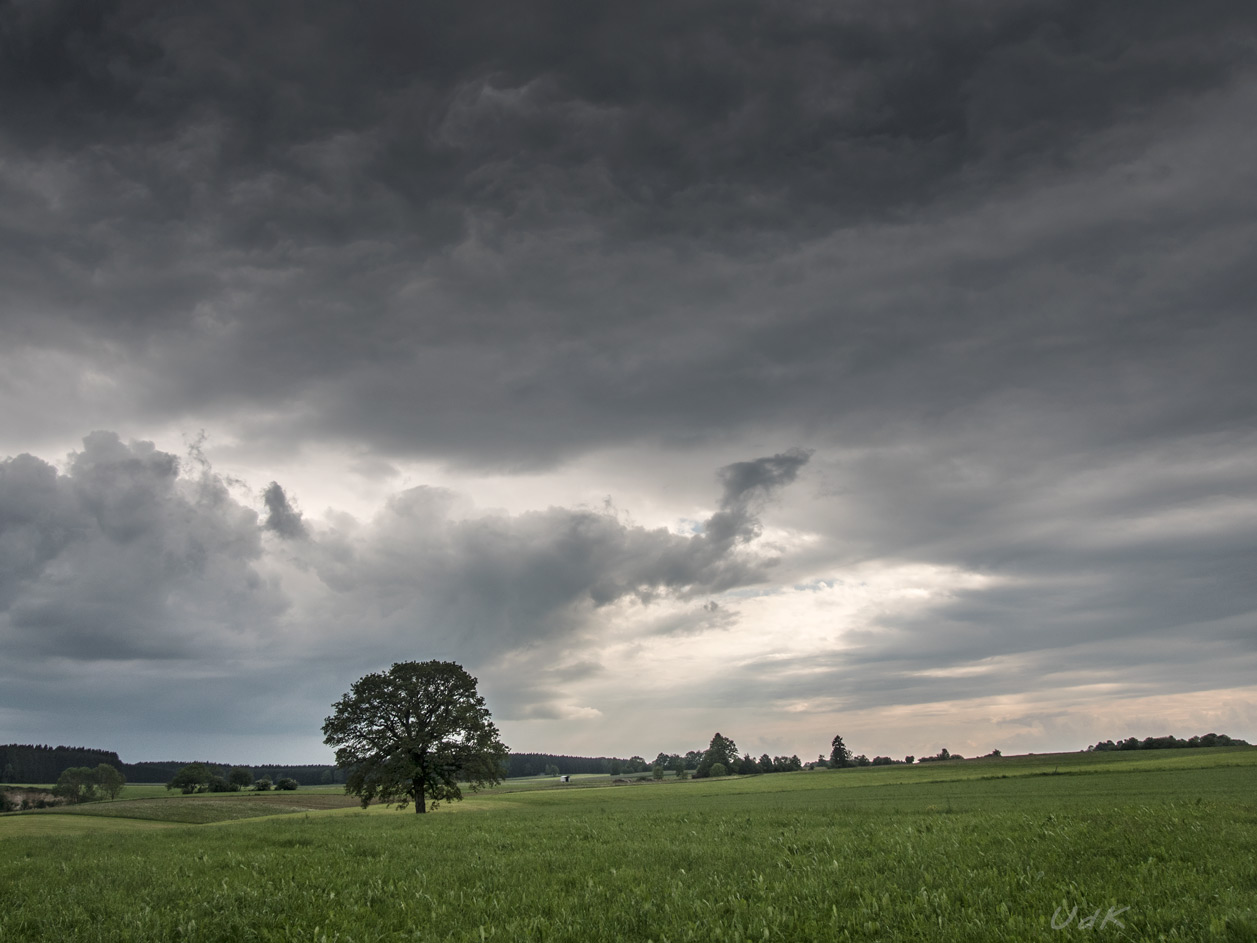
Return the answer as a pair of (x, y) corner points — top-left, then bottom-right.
(826, 735), (1002, 767)
(1088, 733), (1248, 751)
(133, 761), (343, 786)
(497, 733), (985, 783)
(54, 764), (125, 802)
(166, 763), (298, 793)
(662, 733), (948, 778)
(642, 733), (807, 780)
(548, 730), (978, 780)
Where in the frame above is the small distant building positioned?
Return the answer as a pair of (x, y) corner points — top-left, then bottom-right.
(560, 775), (570, 783)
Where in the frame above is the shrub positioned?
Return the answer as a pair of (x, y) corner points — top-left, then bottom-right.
(275, 778), (299, 791)
(708, 763), (727, 778)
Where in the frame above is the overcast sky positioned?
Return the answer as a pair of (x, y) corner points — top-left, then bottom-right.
(2, 0), (1255, 766)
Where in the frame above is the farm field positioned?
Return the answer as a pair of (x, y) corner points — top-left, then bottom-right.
(2, 748), (1255, 942)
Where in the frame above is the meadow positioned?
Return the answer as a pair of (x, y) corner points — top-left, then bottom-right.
(1, 748), (1254, 942)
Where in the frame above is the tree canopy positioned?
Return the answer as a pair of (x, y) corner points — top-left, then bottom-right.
(322, 660), (509, 813)
(167, 763), (215, 794)
(695, 732), (739, 778)
(54, 764), (123, 802)
(830, 733), (852, 768)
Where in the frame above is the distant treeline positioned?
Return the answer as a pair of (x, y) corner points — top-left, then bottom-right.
(0, 746), (345, 786)
(123, 762), (347, 786)
(7, 733), (1250, 786)
(1, 745), (124, 783)
(1087, 733), (1249, 752)
(2, 744), (647, 785)
(4, 743), (637, 785)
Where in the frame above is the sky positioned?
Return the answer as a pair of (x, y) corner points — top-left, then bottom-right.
(1, 0), (1255, 767)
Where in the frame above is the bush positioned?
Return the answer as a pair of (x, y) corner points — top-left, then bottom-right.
(275, 778), (299, 791)
(708, 763), (727, 778)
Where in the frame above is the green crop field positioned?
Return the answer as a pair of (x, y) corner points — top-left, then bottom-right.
(2, 748), (1255, 942)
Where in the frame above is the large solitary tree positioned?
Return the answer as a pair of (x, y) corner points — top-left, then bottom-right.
(322, 660), (509, 814)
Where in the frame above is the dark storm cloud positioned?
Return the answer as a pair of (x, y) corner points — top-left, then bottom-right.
(3, 0), (1255, 466)
(1, 0), (1255, 755)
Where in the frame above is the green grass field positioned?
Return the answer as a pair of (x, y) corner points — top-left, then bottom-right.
(2, 748), (1255, 942)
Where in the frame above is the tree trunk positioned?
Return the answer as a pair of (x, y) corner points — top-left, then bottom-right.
(414, 776), (426, 813)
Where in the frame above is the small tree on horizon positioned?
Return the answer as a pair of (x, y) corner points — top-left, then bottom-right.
(830, 734), (852, 769)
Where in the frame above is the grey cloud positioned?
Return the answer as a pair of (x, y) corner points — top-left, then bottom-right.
(262, 481), (308, 540)
(647, 600), (740, 638)
(707, 437), (1257, 713)
(706, 449), (812, 545)
(298, 450), (809, 667)
(0, 432), (284, 661)
(0, 438), (808, 736)
(1, 0), (1255, 757)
